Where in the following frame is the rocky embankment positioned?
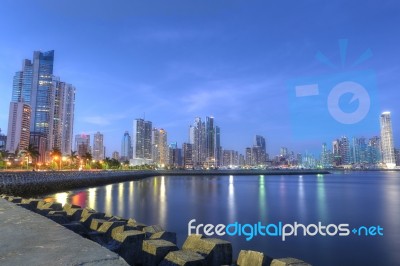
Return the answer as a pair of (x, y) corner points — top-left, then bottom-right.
(0, 169), (329, 197)
(1, 195), (311, 266)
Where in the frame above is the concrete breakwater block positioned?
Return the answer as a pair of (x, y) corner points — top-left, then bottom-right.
(90, 218), (108, 231)
(127, 218), (147, 230)
(48, 210), (67, 216)
(111, 225), (138, 240)
(237, 250), (273, 266)
(113, 230), (146, 265)
(143, 224), (164, 234)
(80, 212), (106, 228)
(159, 250), (206, 266)
(20, 199), (44, 210)
(182, 235), (232, 266)
(7, 196), (22, 203)
(63, 221), (90, 236)
(270, 257), (311, 266)
(142, 239), (179, 266)
(108, 216), (128, 222)
(38, 202), (63, 211)
(65, 207), (84, 221)
(97, 220), (127, 239)
(150, 231), (177, 245)
(46, 213), (70, 224)
(46, 211), (70, 225)
(63, 203), (82, 211)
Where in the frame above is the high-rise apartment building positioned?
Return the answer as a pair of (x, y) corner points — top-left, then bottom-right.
(48, 78), (75, 155)
(0, 129), (6, 151)
(215, 126), (221, 167)
(93, 132), (104, 161)
(222, 150), (239, 167)
(169, 142), (182, 168)
(189, 117), (206, 167)
(152, 128), (168, 166)
(132, 119), (152, 165)
(254, 135), (267, 163)
(6, 102), (31, 153)
(351, 137), (368, 164)
(10, 51), (75, 154)
(380, 112), (396, 169)
(75, 134), (91, 157)
(367, 136), (381, 164)
(112, 151), (120, 161)
(121, 131), (133, 162)
(320, 142), (331, 167)
(183, 143), (193, 169)
(332, 136), (350, 165)
(205, 116), (215, 166)
(30, 132), (47, 163)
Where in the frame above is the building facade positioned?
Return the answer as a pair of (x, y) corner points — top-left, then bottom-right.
(380, 112), (396, 168)
(6, 102), (31, 154)
(75, 134), (91, 157)
(92, 132), (104, 161)
(131, 119), (153, 165)
(120, 131), (133, 162)
(10, 50), (75, 155)
(152, 128), (168, 166)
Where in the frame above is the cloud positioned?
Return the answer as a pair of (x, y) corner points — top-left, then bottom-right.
(81, 116), (112, 126)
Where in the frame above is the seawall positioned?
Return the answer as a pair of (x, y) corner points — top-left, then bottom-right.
(0, 169), (329, 197)
(1, 195), (312, 266)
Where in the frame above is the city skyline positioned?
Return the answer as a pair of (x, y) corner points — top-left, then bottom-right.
(0, 1), (399, 155)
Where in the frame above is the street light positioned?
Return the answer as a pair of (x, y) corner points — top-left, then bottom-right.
(62, 156), (67, 170)
(53, 156), (60, 170)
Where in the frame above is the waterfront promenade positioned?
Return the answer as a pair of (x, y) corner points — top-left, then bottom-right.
(0, 169), (329, 197)
(0, 198), (128, 265)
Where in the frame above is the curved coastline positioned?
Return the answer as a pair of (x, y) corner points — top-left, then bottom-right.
(0, 169), (329, 197)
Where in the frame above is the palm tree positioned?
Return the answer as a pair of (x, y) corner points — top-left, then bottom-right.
(68, 151), (78, 168)
(21, 144), (40, 169)
(82, 152), (92, 167)
(50, 147), (62, 170)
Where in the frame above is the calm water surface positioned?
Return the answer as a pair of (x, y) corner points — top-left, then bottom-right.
(44, 171), (400, 265)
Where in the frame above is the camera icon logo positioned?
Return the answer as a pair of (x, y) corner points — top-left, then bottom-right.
(288, 39), (379, 140)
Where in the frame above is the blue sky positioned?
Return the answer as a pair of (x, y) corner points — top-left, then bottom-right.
(0, 0), (399, 156)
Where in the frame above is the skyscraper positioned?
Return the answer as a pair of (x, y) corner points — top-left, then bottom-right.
(189, 117), (206, 167)
(351, 137), (367, 165)
(48, 79), (75, 155)
(380, 112), (396, 169)
(93, 132), (104, 161)
(120, 131), (133, 162)
(6, 102), (31, 153)
(75, 134), (91, 157)
(132, 119), (152, 165)
(10, 51), (75, 154)
(215, 126), (221, 167)
(205, 116), (215, 166)
(183, 143), (193, 169)
(254, 135), (267, 163)
(367, 136), (381, 165)
(152, 128), (168, 166)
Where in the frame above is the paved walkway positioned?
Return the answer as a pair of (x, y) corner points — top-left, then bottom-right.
(0, 199), (128, 266)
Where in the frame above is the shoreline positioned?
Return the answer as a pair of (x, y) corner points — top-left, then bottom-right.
(0, 169), (330, 197)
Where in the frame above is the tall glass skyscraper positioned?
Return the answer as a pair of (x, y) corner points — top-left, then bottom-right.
(380, 112), (396, 169)
(121, 131), (133, 162)
(132, 119), (153, 165)
(92, 132), (105, 161)
(10, 50), (75, 155)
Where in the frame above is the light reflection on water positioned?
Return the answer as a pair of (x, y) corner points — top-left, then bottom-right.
(45, 172), (400, 266)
